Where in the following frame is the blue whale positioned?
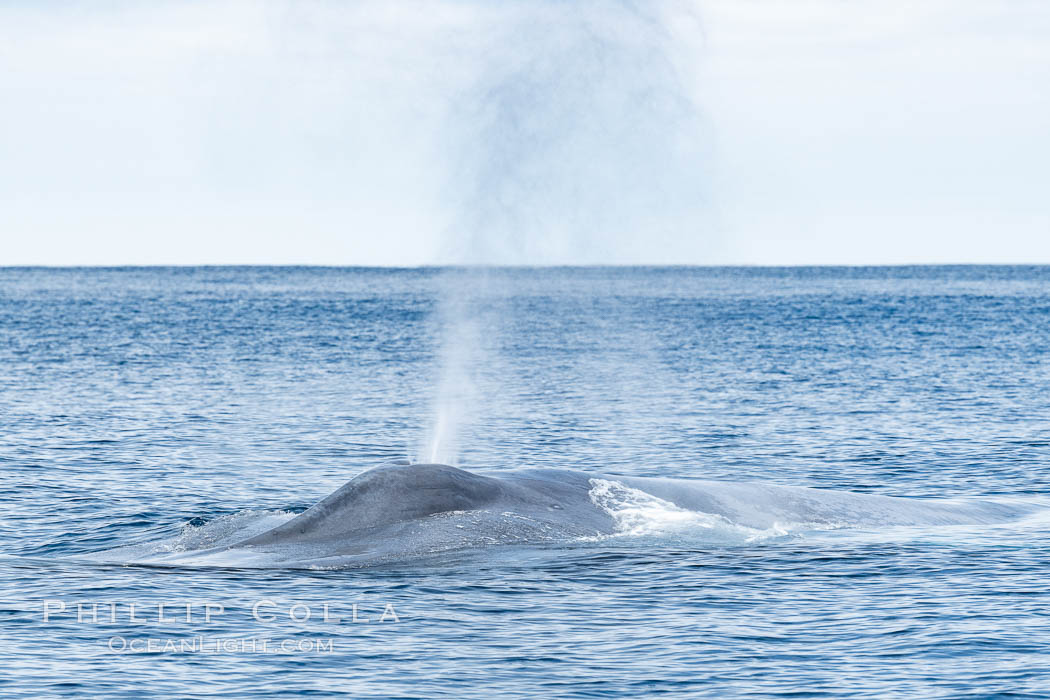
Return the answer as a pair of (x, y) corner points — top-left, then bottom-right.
(89, 462), (1035, 569)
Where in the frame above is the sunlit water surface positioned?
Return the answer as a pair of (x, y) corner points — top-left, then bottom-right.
(2, 266), (1049, 697)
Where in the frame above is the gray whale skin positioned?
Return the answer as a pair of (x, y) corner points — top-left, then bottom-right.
(150, 463), (616, 568)
(113, 462), (1028, 569)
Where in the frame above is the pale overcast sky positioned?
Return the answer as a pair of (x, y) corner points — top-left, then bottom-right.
(2, 0), (1048, 265)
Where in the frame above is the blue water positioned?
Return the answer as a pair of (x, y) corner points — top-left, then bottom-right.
(3, 266), (1050, 697)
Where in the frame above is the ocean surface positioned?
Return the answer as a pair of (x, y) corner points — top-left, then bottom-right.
(2, 266), (1049, 698)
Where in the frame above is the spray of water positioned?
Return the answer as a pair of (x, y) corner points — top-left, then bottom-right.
(418, 271), (489, 465)
(439, 0), (710, 264)
(416, 1), (708, 465)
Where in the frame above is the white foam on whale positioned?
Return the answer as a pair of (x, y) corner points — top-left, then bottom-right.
(585, 478), (790, 543)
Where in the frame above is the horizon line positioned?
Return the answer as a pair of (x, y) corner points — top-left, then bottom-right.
(2, 262), (1049, 270)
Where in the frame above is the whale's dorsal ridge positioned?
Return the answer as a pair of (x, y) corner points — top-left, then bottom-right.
(237, 462), (505, 547)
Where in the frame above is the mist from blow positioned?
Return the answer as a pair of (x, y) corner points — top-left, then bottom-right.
(416, 0), (709, 465)
(0, 0), (710, 464)
(418, 271), (490, 465)
(438, 0), (710, 264)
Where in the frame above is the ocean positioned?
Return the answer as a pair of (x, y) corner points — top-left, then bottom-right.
(2, 265), (1049, 697)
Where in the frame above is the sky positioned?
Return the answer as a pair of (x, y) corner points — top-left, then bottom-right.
(1, 0), (1048, 266)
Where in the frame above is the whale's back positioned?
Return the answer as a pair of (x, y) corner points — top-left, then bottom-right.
(238, 463), (505, 547)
